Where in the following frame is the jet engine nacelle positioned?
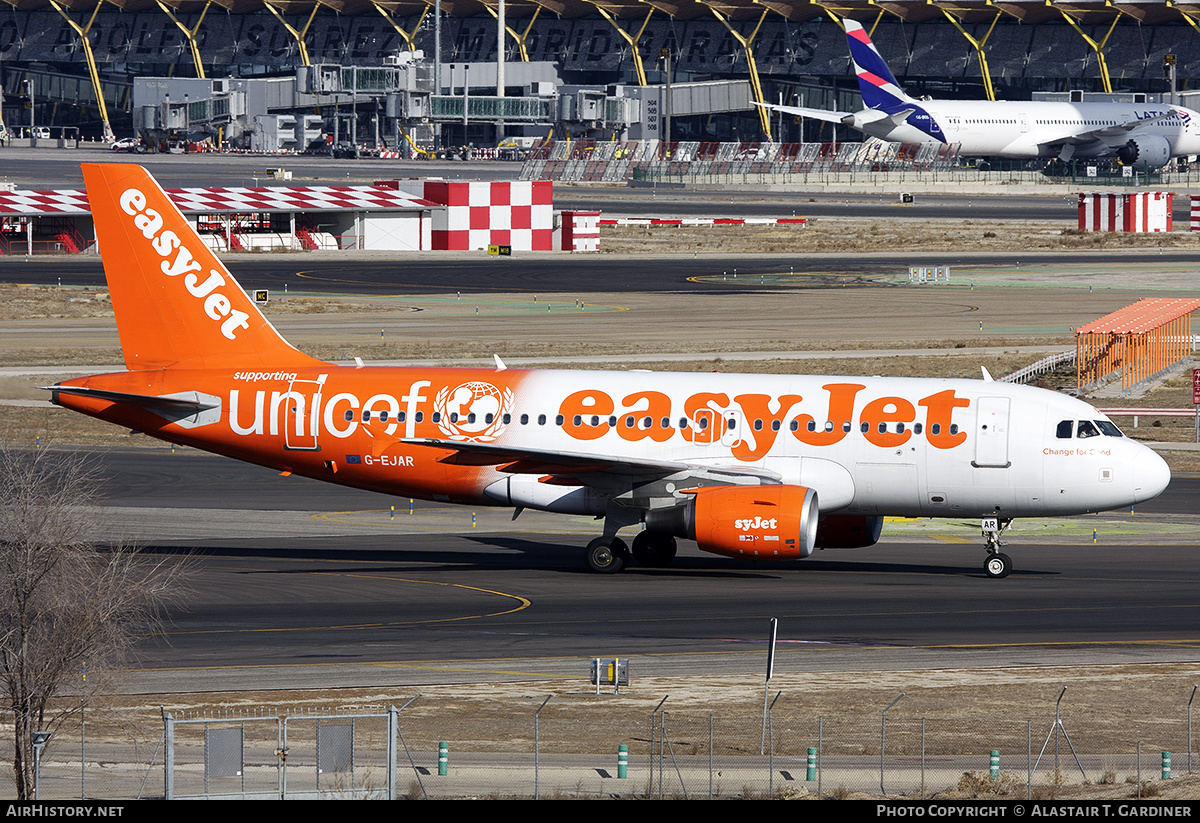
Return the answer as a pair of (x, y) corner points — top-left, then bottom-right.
(814, 514), (884, 549)
(670, 484), (819, 560)
(1117, 134), (1171, 168)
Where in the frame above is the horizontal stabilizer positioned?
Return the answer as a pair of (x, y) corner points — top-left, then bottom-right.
(47, 385), (221, 429)
(754, 102), (851, 125)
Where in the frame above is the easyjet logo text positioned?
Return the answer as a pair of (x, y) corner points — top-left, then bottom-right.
(556, 383), (969, 460)
(735, 517), (777, 531)
(120, 187), (250, 340)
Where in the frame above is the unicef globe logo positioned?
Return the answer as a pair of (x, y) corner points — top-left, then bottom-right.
(433, 381), (514, 441)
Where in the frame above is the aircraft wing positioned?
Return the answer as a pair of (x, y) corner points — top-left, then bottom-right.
(400, 437), (780, 484)
(754, 102), (853, 125)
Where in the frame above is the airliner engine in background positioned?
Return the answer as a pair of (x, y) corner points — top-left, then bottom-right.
(761, 18), (1200, 168)
(50, 164), (1170, 580)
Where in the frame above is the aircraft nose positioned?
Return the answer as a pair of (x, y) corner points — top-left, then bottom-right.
(1132, 445), (1171, 503)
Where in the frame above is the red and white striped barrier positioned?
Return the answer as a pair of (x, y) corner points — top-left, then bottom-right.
(1078, 192), (1172, 233)
(561, 210), (601, 252)
(598, 217), (807, 226)
(1190, 196), (1200, 232)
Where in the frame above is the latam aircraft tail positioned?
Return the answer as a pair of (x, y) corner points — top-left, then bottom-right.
(82, 163), (322, 372)
(844, 18), (914, 113)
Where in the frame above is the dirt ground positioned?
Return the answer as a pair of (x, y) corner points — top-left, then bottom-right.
(599, 217), (1200, 255)
(57, 664), (1200, 800)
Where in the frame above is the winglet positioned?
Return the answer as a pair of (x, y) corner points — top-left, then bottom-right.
(82, 163), (324, 371)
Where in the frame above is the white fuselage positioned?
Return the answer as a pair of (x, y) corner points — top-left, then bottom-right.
(863, 101), (1200, 159)
(208, 368), (1170, 521)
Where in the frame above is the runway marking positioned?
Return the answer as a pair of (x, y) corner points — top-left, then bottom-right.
(155, 564), (531, 638)
(279, 278), (628, 314)
(687, 273), (889, 288)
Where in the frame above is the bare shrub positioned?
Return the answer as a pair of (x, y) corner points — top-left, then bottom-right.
(0, 446), (186, 798)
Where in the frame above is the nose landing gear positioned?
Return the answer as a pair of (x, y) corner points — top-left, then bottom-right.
(982, 516), (1012, 578)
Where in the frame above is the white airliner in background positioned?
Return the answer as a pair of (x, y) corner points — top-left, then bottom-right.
(50, 164), (1171, 579)
(762, 18), (1200, 168)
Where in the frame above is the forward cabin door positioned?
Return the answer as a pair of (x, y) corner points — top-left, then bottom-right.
(974, 396), (1011, 468)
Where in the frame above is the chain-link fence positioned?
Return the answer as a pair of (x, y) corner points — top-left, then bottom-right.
(519, 138), (1200, 189)
(3, 688), (1198, 800)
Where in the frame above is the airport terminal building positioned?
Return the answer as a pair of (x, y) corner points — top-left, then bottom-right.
(1, 0), (1198, 144)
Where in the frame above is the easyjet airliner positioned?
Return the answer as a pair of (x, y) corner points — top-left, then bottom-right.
(761, 19), (1200, 168)
(50, 164), (1170, 578)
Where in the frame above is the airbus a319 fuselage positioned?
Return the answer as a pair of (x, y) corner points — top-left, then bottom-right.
(50, 164), (1170, 577)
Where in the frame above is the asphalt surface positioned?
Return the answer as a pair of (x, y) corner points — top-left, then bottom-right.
(8, 252), (1200, 296)
(0, 147), (1142, 221)
(79, 448), (1200, 692)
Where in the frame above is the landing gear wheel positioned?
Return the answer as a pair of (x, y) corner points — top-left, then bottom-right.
(631, 531), (678, 568)
(984, 552), (1012, 579)
(586, 537), (629, 574)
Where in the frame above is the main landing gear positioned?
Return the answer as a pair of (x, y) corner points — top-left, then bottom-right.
(631, 530), (677, 568)
(584, 531), (678, 573)
(981, 516), (1013, 579)
(586, 536), (629, 574)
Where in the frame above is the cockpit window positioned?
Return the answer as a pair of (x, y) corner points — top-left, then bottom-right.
(1056, 420), (1073, 439)
(1076, 420), (1100, 439)
(1095, 420), (1123, 437)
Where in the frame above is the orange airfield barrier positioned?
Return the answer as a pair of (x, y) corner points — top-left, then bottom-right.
(1076, 298), (1200, 391)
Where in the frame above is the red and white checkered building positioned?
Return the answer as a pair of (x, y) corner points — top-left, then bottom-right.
(1077, 192), (1173, 233)
(397, 181), (554, 251)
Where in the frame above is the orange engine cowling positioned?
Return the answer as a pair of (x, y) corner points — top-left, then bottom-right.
(686, 485), (819, 560)
(814, 514), (883, 549)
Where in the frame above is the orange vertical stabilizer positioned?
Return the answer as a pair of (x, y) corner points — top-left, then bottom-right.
(82, 163), (324, 371)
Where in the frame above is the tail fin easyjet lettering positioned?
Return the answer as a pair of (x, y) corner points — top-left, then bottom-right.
(82, 163), (323, 371)
(843, 18), (913, 112)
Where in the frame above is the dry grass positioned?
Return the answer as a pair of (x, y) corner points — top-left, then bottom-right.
(599, 219), (1200, 255)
